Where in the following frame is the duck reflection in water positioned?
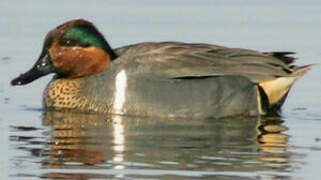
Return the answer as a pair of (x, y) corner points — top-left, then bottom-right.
(20, 111), (290, 179)
(257, 118), (289, 163)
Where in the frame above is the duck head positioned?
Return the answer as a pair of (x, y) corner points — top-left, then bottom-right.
(11, 19), (117, 86)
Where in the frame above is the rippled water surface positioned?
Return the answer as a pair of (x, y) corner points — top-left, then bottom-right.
(1, 1), (321, 179)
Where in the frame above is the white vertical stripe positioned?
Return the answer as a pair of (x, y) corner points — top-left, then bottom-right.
(113, 70), (127, 114)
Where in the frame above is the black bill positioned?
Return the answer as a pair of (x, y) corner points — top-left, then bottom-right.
(11, 53), (56, 86)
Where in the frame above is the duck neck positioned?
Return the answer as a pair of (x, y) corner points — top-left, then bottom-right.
(100, 38), (117, 61)
(105, 46), (118, 61)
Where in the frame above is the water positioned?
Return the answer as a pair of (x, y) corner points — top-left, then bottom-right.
(1, 0), (321, 179)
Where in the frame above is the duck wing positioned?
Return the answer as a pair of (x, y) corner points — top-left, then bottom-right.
(115, 42), (303, 83)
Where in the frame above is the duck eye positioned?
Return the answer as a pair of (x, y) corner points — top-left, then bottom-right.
(60, 38), (77, 46)
(65, 40), (71, 45)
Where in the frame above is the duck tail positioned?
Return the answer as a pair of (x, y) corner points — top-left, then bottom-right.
(292, 64), (312, 77)
(258, 65), (312, 114)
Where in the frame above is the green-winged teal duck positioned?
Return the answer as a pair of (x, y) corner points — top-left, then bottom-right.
(11, 19), (310, 118)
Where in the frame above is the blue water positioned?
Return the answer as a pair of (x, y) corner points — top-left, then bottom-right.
(1, 1), (320, 179)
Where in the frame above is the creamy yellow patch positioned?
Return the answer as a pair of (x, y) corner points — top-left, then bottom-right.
(259, 77), (297, 105)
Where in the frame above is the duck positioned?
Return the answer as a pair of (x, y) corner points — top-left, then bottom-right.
(11, 19), (310, 119)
